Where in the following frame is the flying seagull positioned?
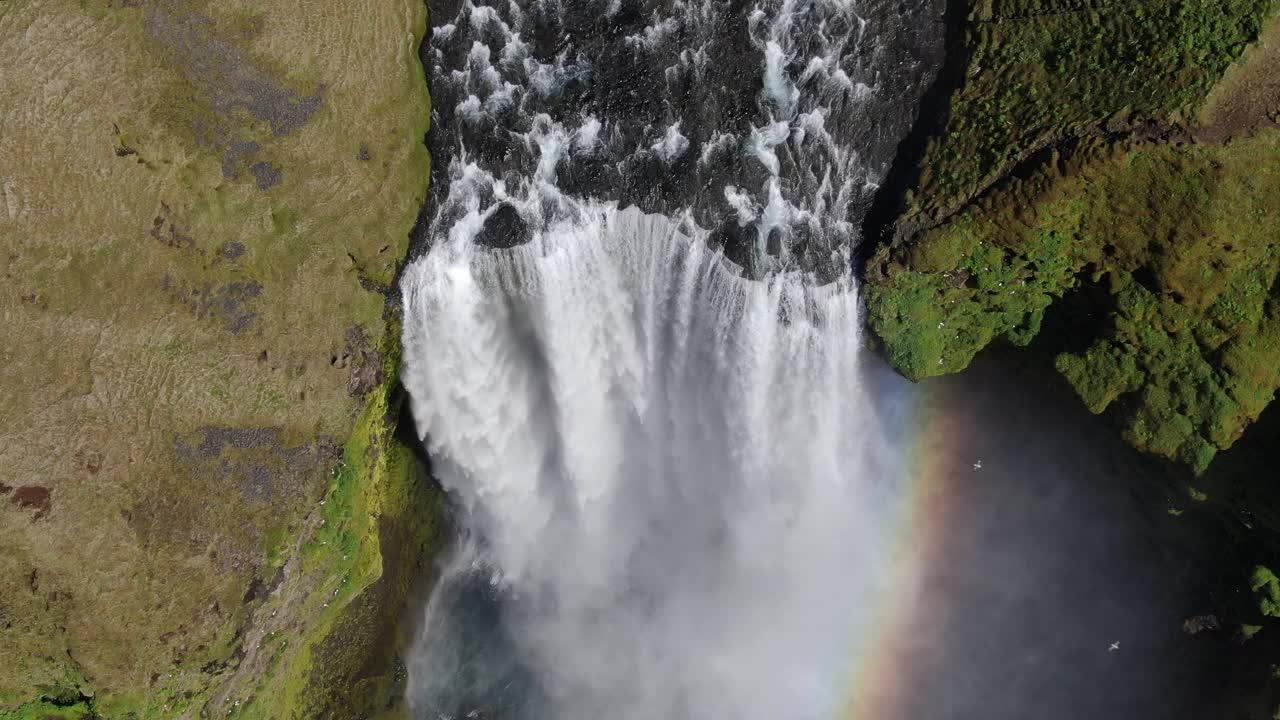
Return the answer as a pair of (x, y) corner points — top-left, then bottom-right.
(972, 460), (983, 471)
(1108, 641), (1120, 652)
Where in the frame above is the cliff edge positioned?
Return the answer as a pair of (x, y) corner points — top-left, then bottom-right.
(866, 0), (1280, 472)
(0, 1), (438, 717)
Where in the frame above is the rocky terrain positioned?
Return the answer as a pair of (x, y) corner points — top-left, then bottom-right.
(0, 1), (438, 717)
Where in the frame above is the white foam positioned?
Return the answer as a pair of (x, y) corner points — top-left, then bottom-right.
(795, 109), (828, 148)
(457, 95), (483, 125)
(763, 40), (800, 117)
(575, 115), (602, 152)
(409, 1), (938, 716)
(432, 23), (456, 42)
(652, 122), (690, 164)
(747, 120), (792, 176)
(699, 131), (739, 166)
(484, 82), (517, 114)
(524, 114), (573, 185)
(626, 14), (680, 49)
(403, 206), (900, 720)
(724, 185), (760, 225)
(467, 2), (501, 29)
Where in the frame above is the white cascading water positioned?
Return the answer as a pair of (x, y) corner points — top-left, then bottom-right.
(403, 206), (904, 720)
(402, 1), (941, 717)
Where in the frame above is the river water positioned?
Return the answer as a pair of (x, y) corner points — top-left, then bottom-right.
(398, 1), (1222, 718)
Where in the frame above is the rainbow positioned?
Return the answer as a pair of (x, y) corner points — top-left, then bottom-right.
(832, 377), (964, 720)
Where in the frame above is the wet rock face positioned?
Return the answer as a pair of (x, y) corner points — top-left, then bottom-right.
(419, 0), (945, 278)
(475, 204), (530, 250)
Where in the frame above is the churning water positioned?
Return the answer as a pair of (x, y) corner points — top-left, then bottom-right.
(400, 0), (941, 717)
(400, 3), (1245, 719)
(400, 1), (942, 718)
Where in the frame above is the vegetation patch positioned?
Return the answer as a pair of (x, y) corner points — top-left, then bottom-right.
(868, 131), (1280, 470)
(902, 0), (1276, 227)
(1253, 566), (1280, 618)
(215, 331), (445, 720)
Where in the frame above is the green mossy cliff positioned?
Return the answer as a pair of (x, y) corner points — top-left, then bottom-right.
(903, 0), (1277, 224)
(0, 1), (439, 717)
(867, 0), (1280, 472)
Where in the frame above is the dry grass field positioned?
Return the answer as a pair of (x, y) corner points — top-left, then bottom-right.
(0, 1), (433, 717)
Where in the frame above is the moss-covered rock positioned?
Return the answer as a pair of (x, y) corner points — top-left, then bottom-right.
(0, 0), (436, 716)
(867, 1), (1280, 472)
(210, 336), (444, 720)
(904, 0), (1277, 226)
(869, 133), (1280, 470)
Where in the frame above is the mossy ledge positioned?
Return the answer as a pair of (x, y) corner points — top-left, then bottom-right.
(207, 325), (446, 720)
(866, 0), (1280, 473)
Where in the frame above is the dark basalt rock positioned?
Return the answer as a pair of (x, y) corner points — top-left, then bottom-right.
(476, 204), (531, 250)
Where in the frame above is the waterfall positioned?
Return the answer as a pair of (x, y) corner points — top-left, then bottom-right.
(401, 1), (943, 717)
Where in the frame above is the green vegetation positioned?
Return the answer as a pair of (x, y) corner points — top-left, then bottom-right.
(908, 0), (1276, 222)
(1, 701), (94, 720)
(869, 132), (1280, 470)
(868, 1), (1280, 473)
(1254, 566), (1280, 618)
(225, 333), (444, 720)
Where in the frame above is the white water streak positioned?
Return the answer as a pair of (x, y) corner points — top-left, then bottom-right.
(403, 206), (901, 720)
(403, 0), (934, 716)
